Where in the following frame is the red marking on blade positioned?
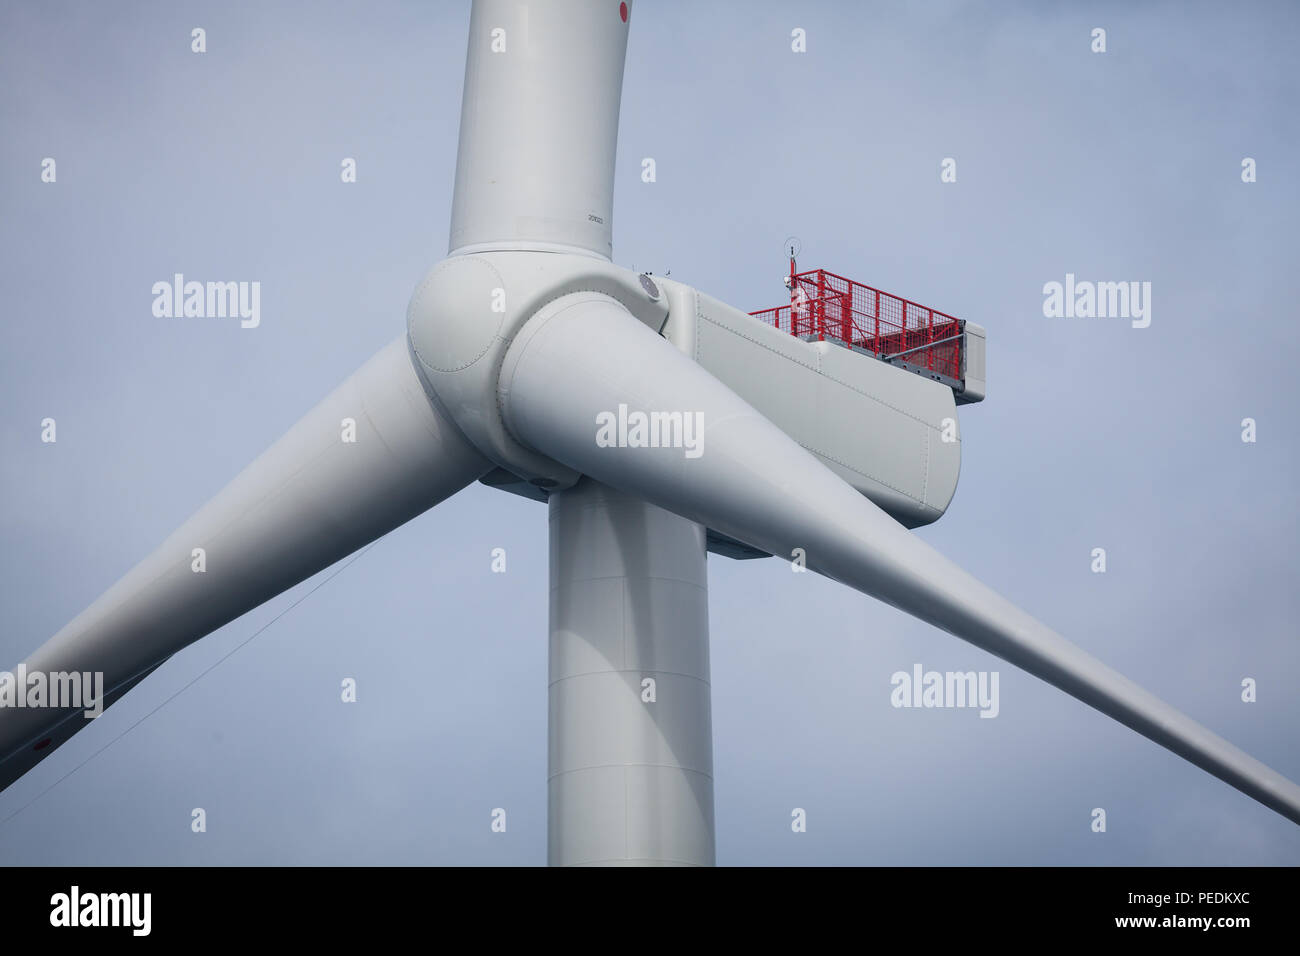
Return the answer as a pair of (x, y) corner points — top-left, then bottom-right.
(620, 3), (628, 23)
(34, 737), (52, 751)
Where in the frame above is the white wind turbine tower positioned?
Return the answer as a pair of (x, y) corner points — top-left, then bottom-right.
(2, 0), (1298, 866)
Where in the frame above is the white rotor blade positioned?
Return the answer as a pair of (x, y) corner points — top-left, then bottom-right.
(498, 292), (1300, 826)
(0, 336), (490, 790)
(449, 0), (631, 260)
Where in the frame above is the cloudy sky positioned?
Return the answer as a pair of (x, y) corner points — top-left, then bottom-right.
(1, 0), (1297, 865)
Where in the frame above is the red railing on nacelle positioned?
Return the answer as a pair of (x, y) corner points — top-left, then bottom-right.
(750, 269), (963, 384)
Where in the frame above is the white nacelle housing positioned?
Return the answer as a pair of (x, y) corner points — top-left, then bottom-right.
(656, 278), (962, 530)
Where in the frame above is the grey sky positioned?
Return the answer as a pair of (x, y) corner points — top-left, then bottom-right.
(1, 0), (1297, 864)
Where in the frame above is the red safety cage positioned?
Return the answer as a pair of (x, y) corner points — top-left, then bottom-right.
(750, 269), (963, 386)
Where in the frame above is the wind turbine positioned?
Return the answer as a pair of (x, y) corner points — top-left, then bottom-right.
(2, 0), (1298, 867)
